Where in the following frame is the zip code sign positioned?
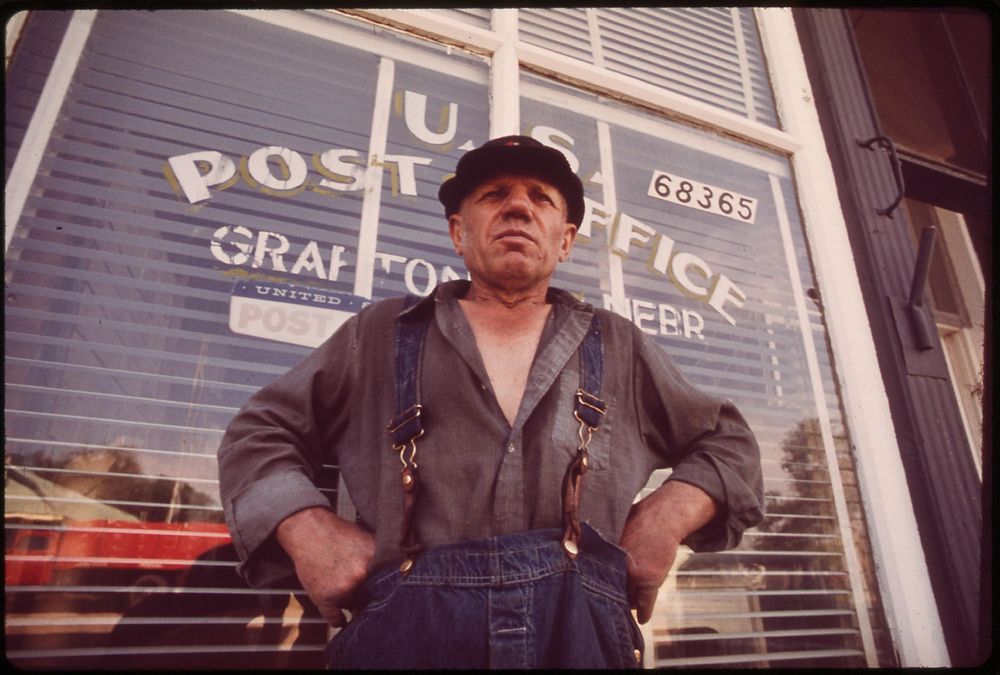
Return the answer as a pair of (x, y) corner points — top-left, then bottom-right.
(647, 170), (757, 225)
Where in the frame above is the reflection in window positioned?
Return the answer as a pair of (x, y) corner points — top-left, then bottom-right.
(4, 9), (487, 669)
(519, 76), (894, 666)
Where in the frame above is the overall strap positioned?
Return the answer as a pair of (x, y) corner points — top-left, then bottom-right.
(388, 300), (608, 568)
(561, 313), (608, 558)
(386, 296), (430, 574)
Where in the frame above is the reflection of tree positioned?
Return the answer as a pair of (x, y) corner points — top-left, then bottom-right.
(28, 444), (217, 523)
(754, 418), (840, 552)
(749, 417), (865, 667)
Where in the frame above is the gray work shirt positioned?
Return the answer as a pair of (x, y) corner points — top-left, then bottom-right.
(218, 280), (764, 588)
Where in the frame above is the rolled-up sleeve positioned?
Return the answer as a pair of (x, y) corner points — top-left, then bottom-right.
(634, 331), (764, 552)
(217, 316), (359, 588)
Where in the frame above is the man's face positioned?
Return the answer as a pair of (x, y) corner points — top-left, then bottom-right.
(448, 173), (577, 294)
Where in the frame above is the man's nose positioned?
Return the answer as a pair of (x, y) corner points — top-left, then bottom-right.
(501, 186), (532, 220)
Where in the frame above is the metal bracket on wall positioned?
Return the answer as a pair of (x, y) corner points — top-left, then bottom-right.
(856, 134), (906, 218)
(888, 225), (947, 377)
(888, 297), (949, 378)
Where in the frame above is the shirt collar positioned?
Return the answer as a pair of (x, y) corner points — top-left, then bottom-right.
(398, 279), (594, 318)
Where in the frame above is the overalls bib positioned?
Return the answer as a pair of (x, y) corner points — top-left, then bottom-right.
(324, 303), (644, 669)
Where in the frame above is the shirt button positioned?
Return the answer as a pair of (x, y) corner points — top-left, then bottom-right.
(507, 443), (515, 454)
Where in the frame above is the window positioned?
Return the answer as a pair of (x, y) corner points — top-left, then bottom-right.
(4, 10), (487, 668)
(6, 8), (896, 668)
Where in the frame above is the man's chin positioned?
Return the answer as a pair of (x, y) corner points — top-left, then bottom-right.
(485, 263), (555, 292)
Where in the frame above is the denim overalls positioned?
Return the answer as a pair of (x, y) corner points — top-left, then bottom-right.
(324, 303), (644, 669)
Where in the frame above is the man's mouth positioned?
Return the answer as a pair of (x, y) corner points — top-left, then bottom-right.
(495, 229), (535, 244)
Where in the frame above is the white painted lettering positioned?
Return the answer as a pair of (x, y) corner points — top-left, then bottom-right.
(314, 149), (364, 192)
(631, 298), (658, 336)
(529, 126), (580, 173)
(578, 197), (611, 242)
(375, 252), (407, 275)
(403, 91), (458, 145)
(647, 232), (675, 276)
(404, 258), (437, 296)
(290, 240), (326, 280)
(440, 265), (465, 283)
(659, 304), (680, 336)
(682, 309), (706, 339)
(670, 251), (712, 299)
(384, 155), (433, 196)
(327, 245), (348, 282)
(611, 213), (656, 258)
(246, 146), (308, 193)
(707, 274), (747, 326)
(210, 225), (254, 265)
(169, 151), (238, 204)
(253, 231), (290, 271)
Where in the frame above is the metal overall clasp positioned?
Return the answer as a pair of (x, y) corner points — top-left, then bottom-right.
(562, 389), (607, 558)
(387, 404), (424, 575)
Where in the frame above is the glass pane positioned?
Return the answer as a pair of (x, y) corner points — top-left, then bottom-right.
(849, 9), (988, 175)
(595, 7), (779, 128)
(422, 7), (491, 29)
(369, 59), (489, 300)
(521, 72), (895, 667)
(4, 10), (487, 669)
(517, 8), (779, 128)
(520, 8), (595, 65)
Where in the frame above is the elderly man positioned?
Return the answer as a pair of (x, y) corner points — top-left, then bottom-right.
(218, 136), (763, 669)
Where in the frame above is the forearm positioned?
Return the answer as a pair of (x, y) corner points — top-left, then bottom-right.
(276, 506), (373, 569)
(276, 506), (375, 627)
(218, 322), (360, 585)
(618, 480), (719, 623)
(636, 332), (764, 550)
(645, 479), (719, 544)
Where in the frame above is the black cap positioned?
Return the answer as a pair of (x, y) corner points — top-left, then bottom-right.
(438, 135), (585, 226)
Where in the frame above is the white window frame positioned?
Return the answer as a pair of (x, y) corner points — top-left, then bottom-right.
(931, 208), (986, 478)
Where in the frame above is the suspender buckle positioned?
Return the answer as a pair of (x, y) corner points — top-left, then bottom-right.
(388, 405), (424, 468)
(388, 404), (423, 439)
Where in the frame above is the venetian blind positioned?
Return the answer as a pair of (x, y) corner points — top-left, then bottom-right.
(520, 73), (893, 667)
(518, 7), (779, 128)
(4, 9), (486, 669)
(423, 7), (492, 30)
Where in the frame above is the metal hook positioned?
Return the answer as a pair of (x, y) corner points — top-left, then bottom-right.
(576, 419), (593, 450)
(856, 134), (906, 218)
(396, 439), (418, 470)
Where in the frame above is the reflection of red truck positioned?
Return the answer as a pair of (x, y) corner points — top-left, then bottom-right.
(5, 518), (231, 588)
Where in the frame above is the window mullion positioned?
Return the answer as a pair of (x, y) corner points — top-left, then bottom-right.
(490, 9), (519, 137)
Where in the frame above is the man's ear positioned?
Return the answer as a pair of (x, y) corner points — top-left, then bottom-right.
(448, 214), (464, 256)
(558, 223), (578, 262)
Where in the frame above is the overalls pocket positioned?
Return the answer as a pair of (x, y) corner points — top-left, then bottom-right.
(323, 565), (404, 669)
